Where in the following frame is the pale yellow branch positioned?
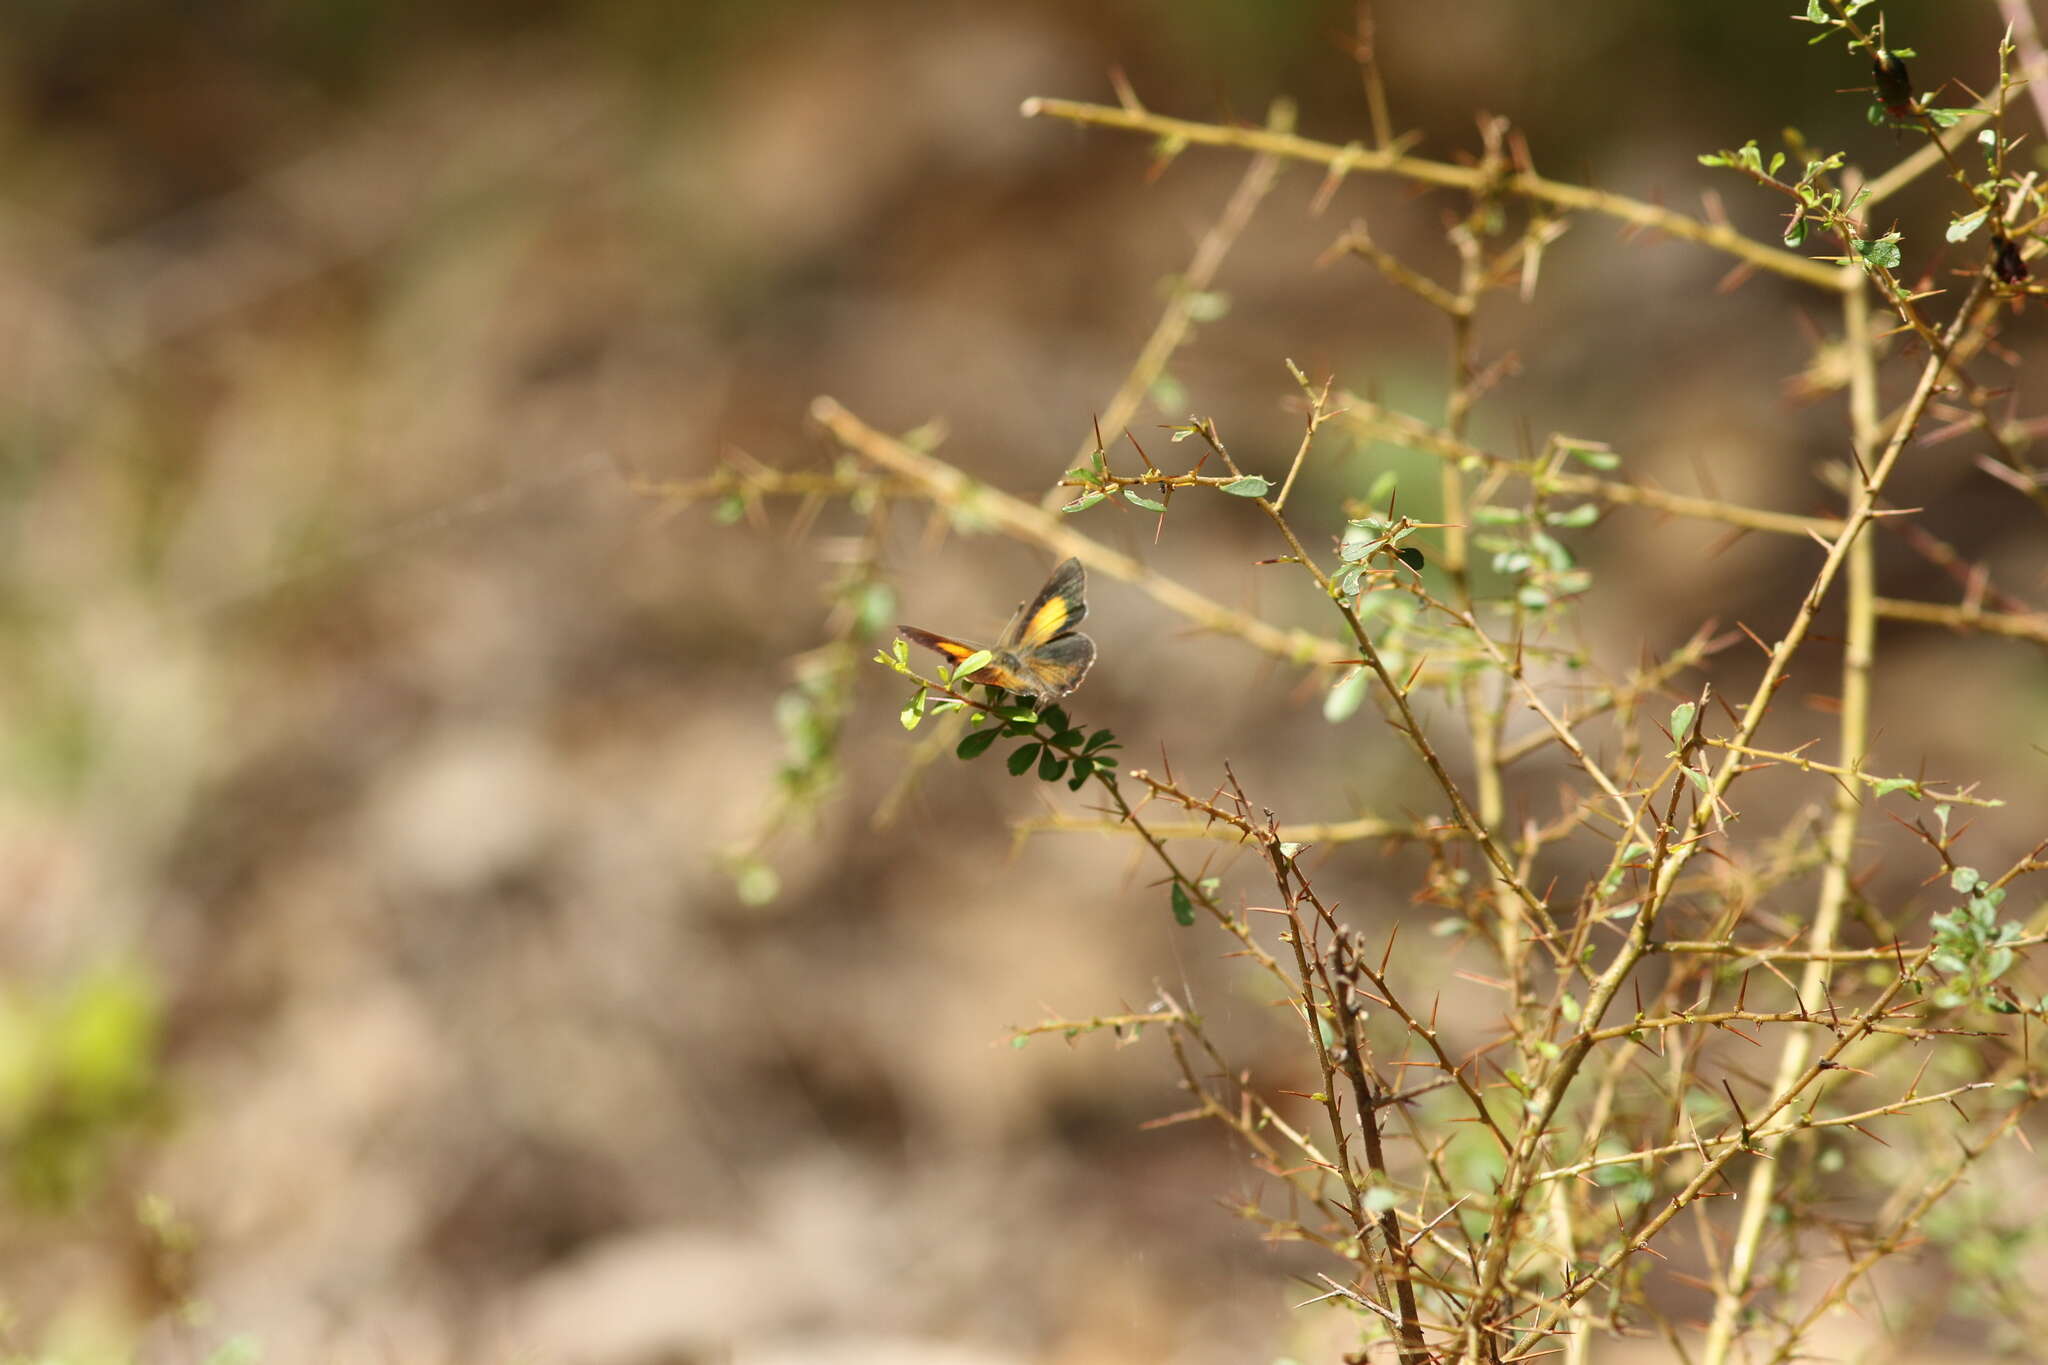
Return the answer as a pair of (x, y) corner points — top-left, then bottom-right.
(1021, 96), (1849, 290)
(1706, 739), (2005, 807)
(1534, 1083), (1995, 1184)
(1874, 595), (2048, 644)
(1052, 99), (1292, 495)
(1016, 809), (1435, 845)
(1344, 402), (1845, 539)
(810, 396), (1349, 666)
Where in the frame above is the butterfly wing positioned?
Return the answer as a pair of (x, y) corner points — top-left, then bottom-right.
(897, 625), (1038, 693)
(1002, 558), (1088, 651)
(897, 624), (986, 667)
(903, 560), (1095, 705)
(1017, 632), (1096, 703)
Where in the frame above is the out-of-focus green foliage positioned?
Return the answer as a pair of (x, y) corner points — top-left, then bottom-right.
(0, 964), (162, 1208)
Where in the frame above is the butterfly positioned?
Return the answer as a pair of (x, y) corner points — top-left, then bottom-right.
(898, 557), (1097, 708)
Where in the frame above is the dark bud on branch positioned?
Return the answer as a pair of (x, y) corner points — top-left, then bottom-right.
(1990, 232), (2029, 285)
(1872, 50), (1913, 119)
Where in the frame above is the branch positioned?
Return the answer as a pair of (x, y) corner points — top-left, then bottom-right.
(1021, 96), (1849, 290)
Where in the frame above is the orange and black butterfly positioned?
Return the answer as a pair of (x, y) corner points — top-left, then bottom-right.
(898, 557), (1096, 707)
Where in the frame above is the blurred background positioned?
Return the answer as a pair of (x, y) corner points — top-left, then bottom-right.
(1, 1), (2042, 1361)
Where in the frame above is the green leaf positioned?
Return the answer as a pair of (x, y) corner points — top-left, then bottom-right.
(1083, 730), (1119, 753)
(1183, 290), (1231, 321)
(733, 856), (780, 906)
(1947, 208), (1990, 244)
(1062, 491), (1106, 513)
(1008, 743), (1043, 776)
(1037, 749), (1069, 781)
(954, 650), (993, 680)
(201, 1336), (265, 1365)
(1474, 504), (1526, 525)
(1170, 882), (1196, 926)
(1870, 776), (1920, 799)
(900, 690), (926, 731)
(1220, 476), (1270, 498)
(713, 493), (747, 524)
(1362, 1186), (1400, 1213)
(1668, 702), (1697, 741)
(851, 583), (896, 637)
(956, 728), (1001, 760)
(1122, 490), (1168, 513)
(1950, 866), (1981, 893)
(1366, 469), (1398, 507)
(1682, 766), (1711, 795)
(1041, 705), (1070, 731)
(1566, 444), (1620, 470)
(1559, 993), (1582, 1023)
(1784, 214), (1808, 249)
(1544, 503), (1600, 528)
(1395, 547), (1427, 571)
(1531, 529), (1573, 571)
(1852, 235), (1903, 270)
(1324, 667), (1369, 723)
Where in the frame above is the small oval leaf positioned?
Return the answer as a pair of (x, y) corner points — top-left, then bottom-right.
(1668, 702), (1697, 741)
(956, 728), (1001, 760)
